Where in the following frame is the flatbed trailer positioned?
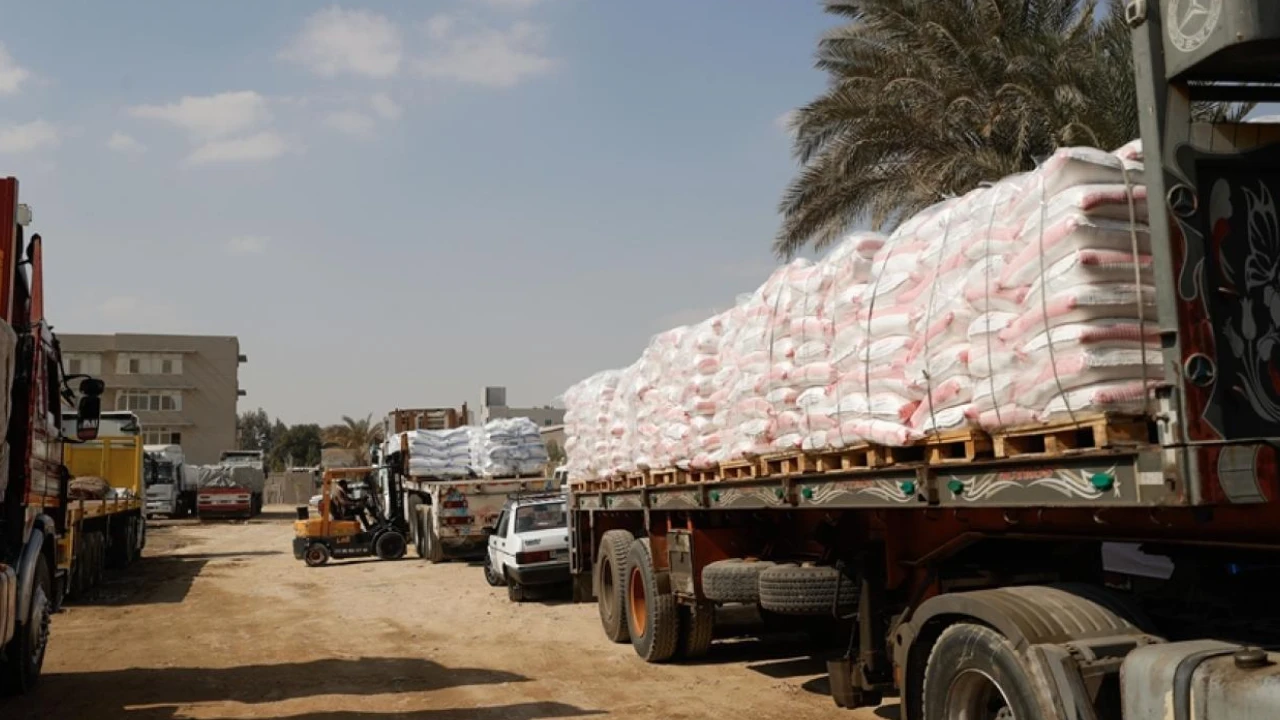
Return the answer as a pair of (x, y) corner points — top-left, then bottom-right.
(568, 7), (1280, 718)
(60, 435), (147, 599)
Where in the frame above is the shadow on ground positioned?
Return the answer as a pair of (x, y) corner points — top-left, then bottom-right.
(70, 555), (208, 606)
(193, 703), (605, 720)
(2, 657), (578, 720)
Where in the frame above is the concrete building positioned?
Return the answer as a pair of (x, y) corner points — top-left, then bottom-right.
(59, 333), (245, 465)
(480, 386), (565, 426)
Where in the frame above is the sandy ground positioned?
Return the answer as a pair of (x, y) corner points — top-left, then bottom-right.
(4, 507), (894, 720)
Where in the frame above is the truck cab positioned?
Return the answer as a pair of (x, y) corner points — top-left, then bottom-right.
(143, 444), (189, 518)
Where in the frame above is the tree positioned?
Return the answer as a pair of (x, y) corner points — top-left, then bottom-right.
(271, 424), (323, 471)
(323, 414), (384, 465)
(546, 439), (566, 465)
(775, 0), (1248, 256)
(237, 408), (278, 452)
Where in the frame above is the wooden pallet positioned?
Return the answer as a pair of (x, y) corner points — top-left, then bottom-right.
(812, 445), (878, 472)
(716, 459), (760, 481)
(624, 471), (649, 488)
(759, 451), (818, 477)
(649, 468), (690, 486)
(924, 428), (994, 464)
(689, 467), (718, 484)
(993, 414), (1150, 459)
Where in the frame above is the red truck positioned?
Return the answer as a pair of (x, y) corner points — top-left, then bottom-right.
(567, 8), (1280, 719)
(0, 177), (106, 694)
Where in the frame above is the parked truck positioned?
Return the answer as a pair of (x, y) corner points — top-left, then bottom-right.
(567, 8), (1280, 719)
(375, 406), (563, 562)
(143, 444), (193, 518)
(194, 452), (266, 520)
(0, 177), (110, 694)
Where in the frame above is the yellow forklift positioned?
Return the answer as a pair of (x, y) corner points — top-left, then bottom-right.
(292, 462), (410, 567)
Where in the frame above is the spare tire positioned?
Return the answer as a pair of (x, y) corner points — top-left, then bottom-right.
(701, 559), (777, 604)
(758, 564), (857, 616)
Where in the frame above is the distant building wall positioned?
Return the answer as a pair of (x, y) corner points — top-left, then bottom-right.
(60, 333), (243, 465)
(480, 384), (564, 426)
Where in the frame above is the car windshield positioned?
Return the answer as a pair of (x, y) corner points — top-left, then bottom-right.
(514, 502), (566, 533)
(147, 460), (175, 485)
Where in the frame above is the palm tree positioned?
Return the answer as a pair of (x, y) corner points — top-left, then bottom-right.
(323, 414), (384, 465)
(775, 0), (1247, 257)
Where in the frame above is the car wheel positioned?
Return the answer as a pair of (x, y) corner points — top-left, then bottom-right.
(483, 555), (505, 587)
(507, 579), (526, 602)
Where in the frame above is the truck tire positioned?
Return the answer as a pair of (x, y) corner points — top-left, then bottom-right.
(375, 531), (407, 561)
(701, 558), (777, 604)
(757, 564), (857, 616)
(626, 538), (679, 663)
(1, 555), (52, 696)
(304, 543), (331, 567)
(406, 496), (422, 550)
(678, 601), (715, 659)
(596, 529), (635, 643)
(921, 623), (1040, 720)
(420, 508), (444, 563)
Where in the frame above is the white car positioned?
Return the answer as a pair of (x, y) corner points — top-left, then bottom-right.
(484, 494), (569, 601)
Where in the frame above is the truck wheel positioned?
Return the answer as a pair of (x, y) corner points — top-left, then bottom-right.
(596, 529), (635, 643)
(758, 564), (857, 616)
(1, 555), (52, 696)
(626, 538), (679, 663)
(375, 531), (407, 561)
(304, 543), (331, 567)
(677, 601), (715, 659)
(921, 623), (1040, 720)
(420, 508), (444, 563)
(701, 558), (777, 604)
(483, 554), (505, 587)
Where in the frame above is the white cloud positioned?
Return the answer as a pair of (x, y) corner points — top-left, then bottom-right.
(370, 92), (402, 120)
(187, 131), (289, 165)
(227, 235), (268, 255)
(107, 131), (146, 153)
(281, 6), (402, 79)
(0, 120), (59, 154)
(130, 91), (271, 140)
(415, 16), (556, 88)
(324, 110), (376, 137)
(0, 43), (30, 96)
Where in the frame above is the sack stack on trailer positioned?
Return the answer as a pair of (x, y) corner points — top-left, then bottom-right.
(563, 144), (1154, 486)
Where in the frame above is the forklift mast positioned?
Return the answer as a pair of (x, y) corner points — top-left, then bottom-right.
(1128, 0), (1280, 506)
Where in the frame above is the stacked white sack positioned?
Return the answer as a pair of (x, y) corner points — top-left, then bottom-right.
(397, 427), (476, 478)
(996, 147), (1157, 424)
(562, 142), (1157, 482)
(685, 314), (731, 468)
(477, 418), (550, 477)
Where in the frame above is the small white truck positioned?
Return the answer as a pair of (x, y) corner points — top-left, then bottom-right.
(484, 493), (570, 601)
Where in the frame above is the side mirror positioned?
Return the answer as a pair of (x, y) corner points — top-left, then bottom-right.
(76, 394), (101, 441)
(78, 378), (105, 396)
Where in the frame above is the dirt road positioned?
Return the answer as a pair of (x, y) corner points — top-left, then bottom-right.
(5, 508), (892, 719)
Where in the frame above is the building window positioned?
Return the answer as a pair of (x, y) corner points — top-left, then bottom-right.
(117, 353), (183, 375)
(143, 428), (182, 445)
(63, 353), (102, 376)
(117, 390), (182, 412)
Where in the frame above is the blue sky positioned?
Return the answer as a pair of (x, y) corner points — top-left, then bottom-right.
(0, 0), (832, 425)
